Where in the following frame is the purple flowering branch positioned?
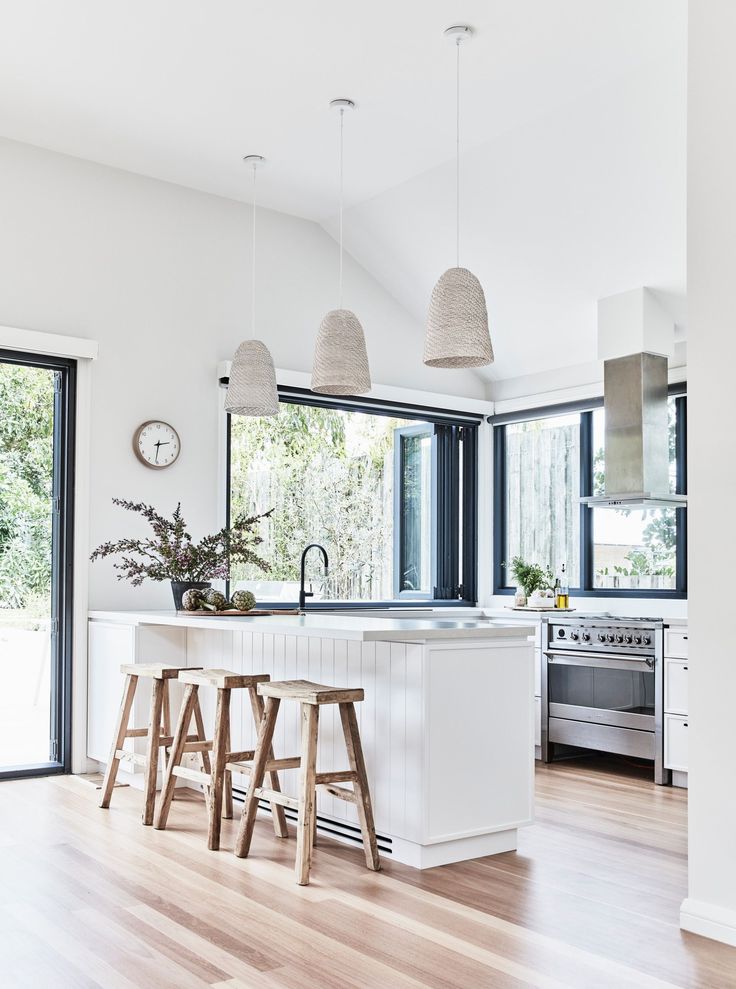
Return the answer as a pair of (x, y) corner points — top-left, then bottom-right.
(90, 499), (272, 585)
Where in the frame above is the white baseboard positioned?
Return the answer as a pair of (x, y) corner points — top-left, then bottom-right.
(681, 898), (736, 947)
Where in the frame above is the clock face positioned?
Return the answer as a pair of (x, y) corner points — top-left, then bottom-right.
(133, 421), (181, 469)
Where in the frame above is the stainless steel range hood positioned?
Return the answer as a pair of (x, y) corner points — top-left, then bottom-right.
(580, 352), (686, 511)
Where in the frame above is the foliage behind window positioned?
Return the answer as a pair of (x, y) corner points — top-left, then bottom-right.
(229, 404), (428, 601)
(0, 363), (55, 610)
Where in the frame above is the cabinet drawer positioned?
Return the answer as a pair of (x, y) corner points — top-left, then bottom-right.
(664, 659), (688, 715)
(665, 628), (688, 659)
(664, 714), (689, 772)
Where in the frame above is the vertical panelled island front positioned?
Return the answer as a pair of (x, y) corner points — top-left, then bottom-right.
(87, 611), (534, 868)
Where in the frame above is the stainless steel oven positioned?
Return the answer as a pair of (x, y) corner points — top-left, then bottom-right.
(542, 615), (669, 784)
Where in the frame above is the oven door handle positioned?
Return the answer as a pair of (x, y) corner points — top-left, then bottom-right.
(545, 650), (655, 671)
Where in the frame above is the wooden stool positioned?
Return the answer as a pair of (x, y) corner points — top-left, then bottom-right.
(234, 679), (380, 885)
(154, 669), (289, 850)
(99, 663), (203, 826)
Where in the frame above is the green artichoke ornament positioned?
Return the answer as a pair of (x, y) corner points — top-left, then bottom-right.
(230, 590), (256, 612)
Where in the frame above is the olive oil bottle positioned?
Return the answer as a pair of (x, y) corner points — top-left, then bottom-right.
(555, 564), (569, 609)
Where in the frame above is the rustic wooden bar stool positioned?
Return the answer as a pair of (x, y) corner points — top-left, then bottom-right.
(154, 669), (289, 850)
(234, 679), (380, 885)
(99, 663), (204, 826)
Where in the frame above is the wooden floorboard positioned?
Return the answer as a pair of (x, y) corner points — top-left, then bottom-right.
(0, 759), (734, 988)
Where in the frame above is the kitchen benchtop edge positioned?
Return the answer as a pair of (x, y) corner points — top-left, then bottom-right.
(88, 610), (536, 642)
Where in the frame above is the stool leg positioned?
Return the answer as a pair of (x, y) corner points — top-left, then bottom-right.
(162, 679), (172, 738)
(234, 696), (280, 858)
(99, 674), (138, 809)
(142, 676), (166, 826)
(207, 687), (230, 850)
(296, 703), (319, 886)
(223, 717), (233, 820)
(248, 687), (288, 838)
(339, 702), (380, 872)
(154, 684), (198, 830)
(192, 693), (212, 801)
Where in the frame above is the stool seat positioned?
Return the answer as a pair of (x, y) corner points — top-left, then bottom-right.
(178, 669), (270, 690)
(258, 679), (364, 705)
(119, 663), (184, 679)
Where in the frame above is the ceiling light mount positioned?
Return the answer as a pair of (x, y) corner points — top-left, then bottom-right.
(242, 154), (266, 167)
(329, 98), (356, 112)
(444, 25), (473, 45)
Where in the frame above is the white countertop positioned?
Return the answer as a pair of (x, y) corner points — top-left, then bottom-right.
(88, 610), (535, 642)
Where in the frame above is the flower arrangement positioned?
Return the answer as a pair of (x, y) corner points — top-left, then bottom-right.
(90, 498), (271, 586)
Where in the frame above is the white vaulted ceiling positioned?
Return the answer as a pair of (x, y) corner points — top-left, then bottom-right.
(0, 0), (687, 384)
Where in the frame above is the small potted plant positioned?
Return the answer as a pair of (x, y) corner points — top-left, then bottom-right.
(91, 498), (271, 609)
(506, 556), (555, 606)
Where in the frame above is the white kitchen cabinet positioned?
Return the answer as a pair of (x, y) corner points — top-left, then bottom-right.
(664, 714), (689, 772)
(534, 648), (542, 697)
(87, 621), (135, 763)
(665, 628), (689, 659)
(663, 624), (688, 782)
(664, 659), (688, 715)
(534, 696), (541, 747)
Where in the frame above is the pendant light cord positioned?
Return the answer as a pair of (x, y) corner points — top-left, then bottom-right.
(251, 163), (257, 339)
(338, 107), (345, 309)
(456, 37), (461, 269)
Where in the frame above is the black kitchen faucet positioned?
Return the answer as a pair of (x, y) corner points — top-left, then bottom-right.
(299, 543), (329, 611)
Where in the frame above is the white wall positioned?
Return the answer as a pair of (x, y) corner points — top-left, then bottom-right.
(0, 136), (484, 609)
(681, 0), (736, 946)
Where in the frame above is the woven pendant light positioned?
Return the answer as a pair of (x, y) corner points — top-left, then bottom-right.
(312, 99), (371, 395)
(424, 26), (494, 369)
(225, 155), (280, 417)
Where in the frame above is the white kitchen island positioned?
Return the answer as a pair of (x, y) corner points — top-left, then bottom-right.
(87, 610), (534, 868)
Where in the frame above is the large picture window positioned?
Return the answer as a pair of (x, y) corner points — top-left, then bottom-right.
(494, 393), (686, 598)
(226, 389), (479, 607)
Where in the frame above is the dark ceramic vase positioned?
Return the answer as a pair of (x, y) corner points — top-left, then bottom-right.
(170, 580), (211, 610)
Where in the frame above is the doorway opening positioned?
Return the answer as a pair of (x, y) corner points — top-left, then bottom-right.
(0, 349), (75, 778)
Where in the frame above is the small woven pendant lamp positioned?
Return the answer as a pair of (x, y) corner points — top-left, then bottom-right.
(225, 155), (280, 417)
(312, 99), (371, 395)
(424, 26), (493, 369)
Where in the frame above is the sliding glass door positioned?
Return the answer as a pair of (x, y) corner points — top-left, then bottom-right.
(0, 349), (75, 777)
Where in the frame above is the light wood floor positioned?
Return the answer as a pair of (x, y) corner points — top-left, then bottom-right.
(0, 759), (734, 988)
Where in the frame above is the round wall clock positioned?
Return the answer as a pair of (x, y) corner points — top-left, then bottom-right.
(133, 420), (181, 469)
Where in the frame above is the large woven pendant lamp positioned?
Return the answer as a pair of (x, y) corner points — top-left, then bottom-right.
(312, 99), (371, 395)
(424, 26), (494, 369)
(225, 155), (280, 417)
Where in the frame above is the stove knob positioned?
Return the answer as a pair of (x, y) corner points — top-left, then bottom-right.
(582, 632), (590, 642)
(615, 633), (624, 643)
(625, 634), (633, 644)
(569, 631), (579, 641)
(607, 633), (615, 643)
(598, 633), (606, 642)
(643, 635), (651, 646)
(634, 635), (642, 645)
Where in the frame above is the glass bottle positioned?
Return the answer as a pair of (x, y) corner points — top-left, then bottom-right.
(556, 564), (569, 609)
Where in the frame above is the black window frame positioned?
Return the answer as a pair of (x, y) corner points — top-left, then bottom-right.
(223, 383), (480, 609)
(492, 387), (687, 600)
(0, 348), (76, 780)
